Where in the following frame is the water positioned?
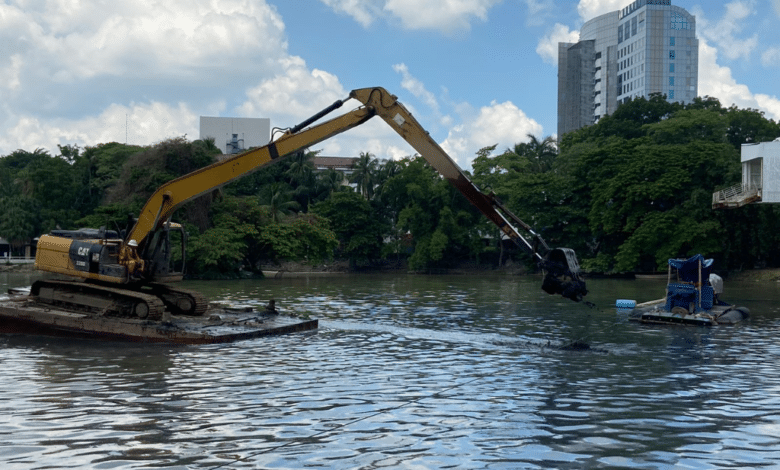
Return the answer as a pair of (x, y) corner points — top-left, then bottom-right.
(2, 272), (780, 469)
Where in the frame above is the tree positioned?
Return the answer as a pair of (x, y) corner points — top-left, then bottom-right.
(382, 156), (483, 271)
(256, 214), (337, 264)
(259, 182), (300, 223)
(725, 106), (780, 150)
(285, 150), (316, 186)
(350, 151), (378, 199)
(562, 101), (740, 272)
(315, 168), (345, 198)
(0, 196), (37, 255)
(471, 143), (580, 268)
(506, 135), (558, 173)
(311, 191), (383, 266)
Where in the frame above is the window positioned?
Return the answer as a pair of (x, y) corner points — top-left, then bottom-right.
(670, 63), (675, 73)
(669, 89), (675, 99)
(671, 11), (690, 30)
(670, 37), (675, 46)
(670, 50), (676, 60)
(669, 76), (675, 86)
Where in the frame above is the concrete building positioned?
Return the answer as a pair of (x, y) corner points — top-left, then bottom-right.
(558, 0), (698, 137)
(199, 117), (271, 155)
(713, 139), (780, 209)
(313, 157), (358, 177)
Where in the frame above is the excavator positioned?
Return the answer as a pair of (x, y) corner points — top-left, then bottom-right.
(32, 87), (587, 321)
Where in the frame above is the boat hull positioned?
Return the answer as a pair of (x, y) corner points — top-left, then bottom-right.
(619, 299), (749, 326)
(0, 296), (318, 344)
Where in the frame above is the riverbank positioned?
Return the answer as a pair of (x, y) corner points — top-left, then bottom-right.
(0, 263), (35, 273)
(727, 268), (780, 282)
(7, 259), (780, 281)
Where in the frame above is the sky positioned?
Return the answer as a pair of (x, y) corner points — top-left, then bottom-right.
(1, 0), (779, 170)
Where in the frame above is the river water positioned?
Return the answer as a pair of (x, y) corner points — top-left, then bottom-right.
(2, 271), (780, 469)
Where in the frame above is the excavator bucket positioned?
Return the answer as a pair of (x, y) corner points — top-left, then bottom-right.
(540, 248), (588, 302)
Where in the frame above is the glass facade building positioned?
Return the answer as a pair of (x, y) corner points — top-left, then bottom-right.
(558, 0), (698, 137)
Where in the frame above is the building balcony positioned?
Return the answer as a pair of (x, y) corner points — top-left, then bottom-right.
(712, 182), (762, 209)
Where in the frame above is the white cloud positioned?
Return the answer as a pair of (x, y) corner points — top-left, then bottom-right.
(773, 0), (780, 17)
(239, 56), (347, 123)
(317, 0), (383, 27)
(577, 0), (626, 21)
(537, 23), (579, 65)
(318, 0), (501, 34)
(698, 39), (780, 121)
(762, 47), (780, 67)
(0, 0), (291, 155)
(0, 102), (198, 154)
(385, 0), (497, 33)
(0, 0), (286, 84)
(393, 63), (440, 116)
(239, 60), (432, 163)
(524, 0), (555, 17)
(442, 101), (543, 169)
(696, 1), (758, 61)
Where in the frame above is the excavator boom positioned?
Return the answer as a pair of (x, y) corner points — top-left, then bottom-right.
(35, 86), (586, 315)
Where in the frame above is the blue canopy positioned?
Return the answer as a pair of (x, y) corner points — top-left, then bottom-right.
(669, 254), (713, 283)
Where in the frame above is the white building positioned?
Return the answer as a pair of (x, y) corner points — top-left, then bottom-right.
(558, 0), (698, 137)
(713, 140), (780, 209)
(199, 117), (271, 155)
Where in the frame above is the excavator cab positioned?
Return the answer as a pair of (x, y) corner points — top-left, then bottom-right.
(141, 222), (187, 283)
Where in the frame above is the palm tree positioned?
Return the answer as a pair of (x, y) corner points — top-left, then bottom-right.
(517, 134), (558, 173)
(350, 151), (377, 199)
(286, 150), (316, 186)
(371, 158), (401, 200)
(316, 168), (345, 199)
(259, 182), (300, 223)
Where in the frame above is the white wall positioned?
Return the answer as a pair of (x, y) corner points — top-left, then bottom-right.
(742, 141), (780, 203)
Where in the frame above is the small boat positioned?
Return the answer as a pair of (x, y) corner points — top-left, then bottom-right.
(616, 254), (750, 326)
(0, 288), (317, 344)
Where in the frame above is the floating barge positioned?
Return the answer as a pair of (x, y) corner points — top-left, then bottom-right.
(0, 289), (317, 344)
(616, 254), (750, 326)
(618, 298), (749, 326)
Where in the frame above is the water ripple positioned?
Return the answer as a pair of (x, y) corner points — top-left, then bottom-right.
(2, 276), (780, 468)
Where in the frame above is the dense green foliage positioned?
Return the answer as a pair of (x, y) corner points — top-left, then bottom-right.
(558, 96), (780, 272)
(2, 96), (780, 276)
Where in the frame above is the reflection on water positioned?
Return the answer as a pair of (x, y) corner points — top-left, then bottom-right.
(2, 273), (780, 468)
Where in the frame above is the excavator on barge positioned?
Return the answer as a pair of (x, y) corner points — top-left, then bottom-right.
(30, 87), (587, 324)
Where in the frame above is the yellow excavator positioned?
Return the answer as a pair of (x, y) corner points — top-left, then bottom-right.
(32, 87), (587, 320)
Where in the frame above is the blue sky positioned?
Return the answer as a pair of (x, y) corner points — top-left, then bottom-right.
(1, 0), (778, 170)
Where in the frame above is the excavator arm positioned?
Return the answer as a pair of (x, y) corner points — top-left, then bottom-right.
(350, 88), (587, 302)
(37, 86), (585, 302)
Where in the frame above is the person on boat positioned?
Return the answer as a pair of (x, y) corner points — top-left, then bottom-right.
(120, 239), (145, 281)
(709, 272), (724, 305)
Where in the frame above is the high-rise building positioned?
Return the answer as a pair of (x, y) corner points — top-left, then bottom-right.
(558, 0), (698, 137)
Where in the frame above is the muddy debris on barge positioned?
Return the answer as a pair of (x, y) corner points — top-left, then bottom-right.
(0, 288), (317, 344)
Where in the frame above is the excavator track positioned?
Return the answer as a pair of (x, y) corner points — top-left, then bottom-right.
(31, 280), (167, 321)
(143, 283), (209, 316)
